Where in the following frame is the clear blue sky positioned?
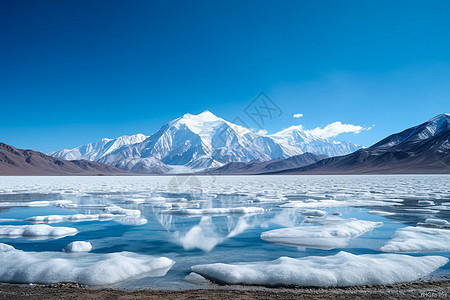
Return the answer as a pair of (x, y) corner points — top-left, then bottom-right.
(1, 0), (449, 153)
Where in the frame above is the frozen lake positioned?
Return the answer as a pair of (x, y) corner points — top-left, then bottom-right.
(0, 175), (449, 289)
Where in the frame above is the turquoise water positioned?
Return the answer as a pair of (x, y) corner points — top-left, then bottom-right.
(0, 175), (449, 289)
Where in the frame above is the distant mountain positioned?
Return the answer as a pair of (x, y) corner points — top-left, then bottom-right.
(49, 134), (148, 161)
(49, 111), (360, 173)
(203, 152), (327, 175)
(267, 114), (450, 174)
(0, 143), (126, 175)
(270, 126), (361, 157)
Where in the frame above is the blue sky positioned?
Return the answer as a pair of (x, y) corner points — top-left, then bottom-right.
(1, 0), (449, 153)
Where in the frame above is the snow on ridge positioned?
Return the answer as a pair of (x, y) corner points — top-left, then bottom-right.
(191, 251), (448, 287)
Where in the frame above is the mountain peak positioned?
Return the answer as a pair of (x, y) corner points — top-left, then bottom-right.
(178, 110), (221, 124)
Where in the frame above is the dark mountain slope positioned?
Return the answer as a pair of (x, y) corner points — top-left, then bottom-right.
(0, 143), (127, 175)
(203, 152), (326, 175)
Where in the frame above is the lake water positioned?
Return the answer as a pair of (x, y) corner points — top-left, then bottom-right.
(0, 175), (449, 289)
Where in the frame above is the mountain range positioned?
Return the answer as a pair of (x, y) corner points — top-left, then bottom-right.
(265, 113), (450, 174)
(49, 111), (361, 174)
(2, 112), (447, 176)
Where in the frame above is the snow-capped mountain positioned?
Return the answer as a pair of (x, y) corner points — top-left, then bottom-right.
(270, 126), (361, 157)
(49, 111), (361, 173)
(371, 113), (450, 149)
(49, 134), (148, 161)
(96, 111), (303, 172)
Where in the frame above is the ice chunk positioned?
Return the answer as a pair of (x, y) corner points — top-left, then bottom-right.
(0, 201), (50, 207)
(380, 226), (450, 252)
(25, 214), (115, 223)
(0, 244), (174, 285)
(64, 241), (92, 253)
(192, 251), (448, 287)
(261, 218), (383, 249)
(281, 199), (400, 208)
(103, 205), (141, 216)
(0, 243), (15, 252)
(418, 218), (450, 228)
(0, 225), (78, 239)
(161, 207), (264, 216)
(417, 200), (435, 206)
(184, 272), (211, 284)
(369, 210), (396, 216)
(299, 209), (327, 217)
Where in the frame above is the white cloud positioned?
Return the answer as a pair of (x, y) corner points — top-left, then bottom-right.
(293, 113), (303, 118)
(305, 121), (370, 139)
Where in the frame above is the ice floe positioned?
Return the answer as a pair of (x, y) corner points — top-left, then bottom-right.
(191, 251), (448, 287)
(261, 218), (383, 249)
(0, 243), (174, 285)
(299, 209), (327, 217)
(281, 199), (401, 209)
(25, 214), (115, 223)
(161, 207), (264, 216)
(103, 205), (141, 216)
(419, 218), (450, 228)
(64, 241), (92, 253)
(368, 210), (396, 216)
(380, 226), (450, 252)
(0, 225), (78, 239)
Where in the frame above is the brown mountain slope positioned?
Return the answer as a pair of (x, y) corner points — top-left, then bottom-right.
(0, 143), (127, 175)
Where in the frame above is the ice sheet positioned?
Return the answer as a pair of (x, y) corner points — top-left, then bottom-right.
(192, 251), (448, 287)
(380, 226), (450, 252)
(0, 243), (174, 285)
(261, 218), (383, 249)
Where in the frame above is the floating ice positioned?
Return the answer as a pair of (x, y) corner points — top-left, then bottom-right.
(417, 200), (435, 206)
(103, 205), (141, 216)
(369, 210), (396, 216)
(261, 218), (382, 249)
(299, 209), (327, 217)
(64, 241), (92, 253)
(25, 214), (115, 223)
(114, 216), (148, 225)
(281, 199), (401, 208)
(380, 227), (450, 252)
(0, 244), (174, 285)
(161, 207), (264, 216)
(192, 251), (448, 287)
(0, 201), (50, 207)
(0, 225), (78, 239)
(420, 218), (450, 227)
